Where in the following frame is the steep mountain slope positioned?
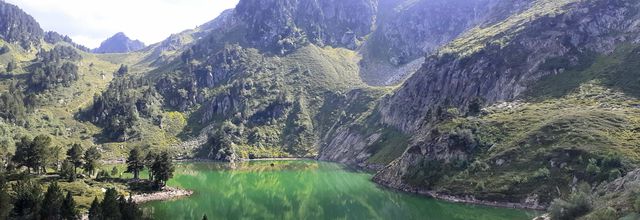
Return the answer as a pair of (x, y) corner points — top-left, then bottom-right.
(3, 0), (640, 217)
(93, 32), (145, 54)
(0, 1), (43, 49)
(365, 0), (640, 214)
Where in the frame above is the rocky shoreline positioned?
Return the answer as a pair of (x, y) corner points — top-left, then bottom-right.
(130, 186), (194, 203)
(373, 177), (547, 211)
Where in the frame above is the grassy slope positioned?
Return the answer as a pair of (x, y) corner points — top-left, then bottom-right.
(0, 41), (121, 155)
(400, 43), (640, 213)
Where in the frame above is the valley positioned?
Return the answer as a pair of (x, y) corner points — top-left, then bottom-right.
(1, 0), (640, 219)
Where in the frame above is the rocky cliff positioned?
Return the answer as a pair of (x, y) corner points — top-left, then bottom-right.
(380, 0), (640, 133)
(371, 0), (640, 208)
(235, 0), (377, 53)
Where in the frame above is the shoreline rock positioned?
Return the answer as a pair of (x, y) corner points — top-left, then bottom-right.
(373, 175), (547, 211)
(130, 187), (193, 204)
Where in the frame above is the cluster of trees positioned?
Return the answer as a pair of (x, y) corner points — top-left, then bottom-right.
(59, 144), (102, 181)
(29, 46), (81, 91)
(0, 1), (44, 48)
(88, 188), (144, 220)
(0, 82), (29, 123)
(115, 64), (128, 77)
(86, 76), (162, 141)
(9, 135), (101, 179)
(283, 99), (314, 156)
(44, 31), (91, 52)
(200, 130), (235, 162)
(126, 148), (175, 188)
(0, 179), (80, 220)
(36, 46), (81, 64)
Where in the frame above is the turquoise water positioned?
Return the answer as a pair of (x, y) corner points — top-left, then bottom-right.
(142, 160), (538, 220)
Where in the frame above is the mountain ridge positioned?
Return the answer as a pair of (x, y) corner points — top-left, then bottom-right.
(93, 32), (146, 54)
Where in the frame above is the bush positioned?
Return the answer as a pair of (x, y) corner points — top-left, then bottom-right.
(588, 207), (617, 220)
(608, 169), (621, 181)
(548, 184), (592, 220)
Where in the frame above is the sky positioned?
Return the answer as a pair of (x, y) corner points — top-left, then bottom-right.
(6, 0), (239, 48)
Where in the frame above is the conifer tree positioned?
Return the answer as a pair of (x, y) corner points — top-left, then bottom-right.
(126, 148), (144, 180)
(40, 182), (64, 219)
(61, 191), (79, 220)
(88, 197), (101, 220)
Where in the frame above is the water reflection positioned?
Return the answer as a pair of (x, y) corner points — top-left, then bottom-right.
(143, 161), (538, 220)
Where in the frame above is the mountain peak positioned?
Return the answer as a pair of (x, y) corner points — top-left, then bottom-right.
(92, 32), (145, 54)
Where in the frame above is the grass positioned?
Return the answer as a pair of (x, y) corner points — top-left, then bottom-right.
(442, 0), (579, 56)
(399, 42), (640, 203)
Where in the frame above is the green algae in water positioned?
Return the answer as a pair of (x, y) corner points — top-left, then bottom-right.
(142, 160), (539, 220)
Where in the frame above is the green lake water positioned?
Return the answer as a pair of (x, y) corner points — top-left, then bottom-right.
(141, 160), (538, 220)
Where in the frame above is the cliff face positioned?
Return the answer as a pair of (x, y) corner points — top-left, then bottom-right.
(371, 0), (640, 207)
(379, 0), (640, 133)
(235, 0), (377, 53)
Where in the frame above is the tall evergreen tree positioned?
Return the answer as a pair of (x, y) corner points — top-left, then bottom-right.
(116, 64), (128, 77)
(12, 136), (32, 173)
(152, 151), (174, 188)
(144, 152), (157, 181)
(101, 188), (121, 220)
(118, 195), (143, 220)
(60, 159), (76, 181)
(83, 146), (101, 176)
(0, 175), (11, 220)
(11, 180), (42, 219)
(41, 182), (64, 220)
(66, 143), (83, 174)
(61, 191), (79, 220)
(88, 197), (101, 220)
(6, 60), (17, 72)
(30, 135), (51, 174)
(125, 148), (144, 180)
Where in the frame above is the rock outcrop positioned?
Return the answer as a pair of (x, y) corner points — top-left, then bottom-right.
(234, 0), (377, 54)
(379, 0), (640, 132)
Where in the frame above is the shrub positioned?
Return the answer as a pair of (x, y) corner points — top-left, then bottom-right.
(608, 169), (621, 181)
(588, 207), (617, 220)
(548, 184), (592, 220)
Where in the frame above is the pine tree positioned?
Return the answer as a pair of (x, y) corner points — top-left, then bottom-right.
(83, 146), (101, 176)
(101, 188), (121, 220)
(119, 196), (143, 220)
(11, 180), (42, 219)
(6, 60), (17, 72)
(144, 152), (157, 181)
(61, 191), (79, 220)
(66, 143), (83, 174)
(40, 182), (64, 219)
(116, 64), (128, 77)
(88, 197), (101, 220)
(126, 148), (144, 180)
(11, 137), (30, 172)
(152, 151), (175, 189)
(30, 135), (51, 174)
(0, 175), (11, 220)
(111, 166), (119, 177)
(60, 159), (76, 181)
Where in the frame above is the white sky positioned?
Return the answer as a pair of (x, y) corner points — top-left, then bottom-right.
(6, 0), (239, 48)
